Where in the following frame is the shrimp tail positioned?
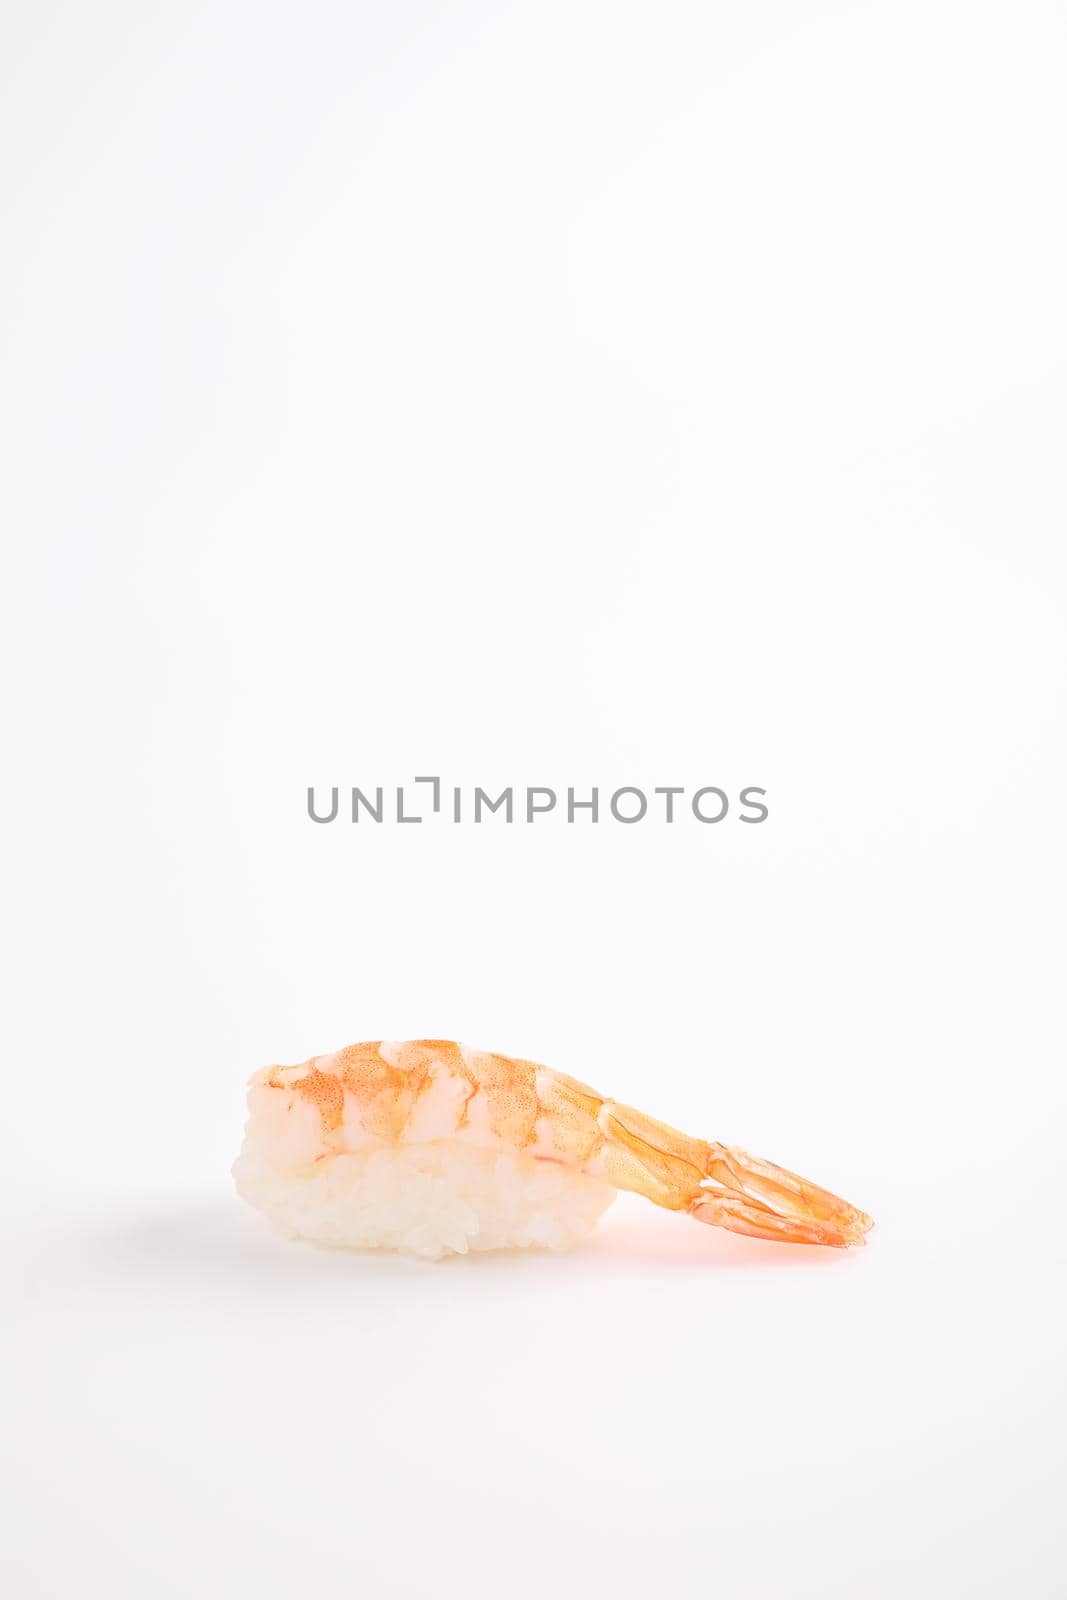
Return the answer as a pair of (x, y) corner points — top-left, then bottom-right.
(592, 1099), (872, 1249)
(692, 1144), (873, 1249)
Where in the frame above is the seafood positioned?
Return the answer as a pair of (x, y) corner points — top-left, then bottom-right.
(233, 1039), (872, 1258)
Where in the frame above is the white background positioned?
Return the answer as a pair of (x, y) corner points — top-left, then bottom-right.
(3, 2), (1065, 1595)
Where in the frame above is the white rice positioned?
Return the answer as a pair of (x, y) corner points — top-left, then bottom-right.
(232, 1141), (616, 1260)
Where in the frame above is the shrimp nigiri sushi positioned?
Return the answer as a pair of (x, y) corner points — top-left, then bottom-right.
(233, 1039), (872, 1259)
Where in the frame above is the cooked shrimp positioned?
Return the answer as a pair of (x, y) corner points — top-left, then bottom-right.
(234, 1039), (872, 1256)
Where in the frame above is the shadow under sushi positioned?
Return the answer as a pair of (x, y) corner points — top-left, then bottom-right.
(23, 1191), (861, 1300)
